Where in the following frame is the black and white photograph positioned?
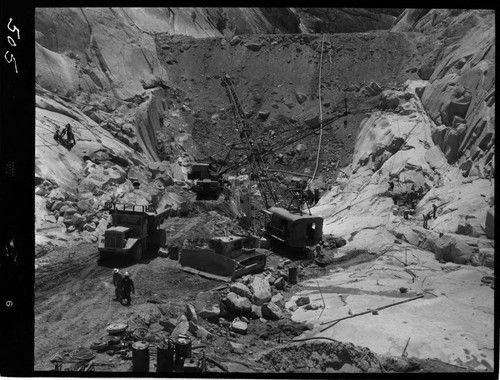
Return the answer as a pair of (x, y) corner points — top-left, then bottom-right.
(7, 6), (498, 376)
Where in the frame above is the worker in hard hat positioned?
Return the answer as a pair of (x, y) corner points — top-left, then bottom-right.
(121, 272), (135, 306)
(112, 268), (123, 302)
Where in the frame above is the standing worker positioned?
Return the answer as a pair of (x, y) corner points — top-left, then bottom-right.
(121, 272), (135, 306)
(112, 268), (123, 302)
(409, 184), (416, 204)
(53, 126), (62, 143)
(315, 242), (323, 258)
(423, 213), (429, 229)
(432, 204), (438, 219)
(65, 123), (76, 147)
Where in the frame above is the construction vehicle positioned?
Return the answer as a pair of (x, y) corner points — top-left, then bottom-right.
(262, 207), (323, 247)
(98, 202), (170, 261)
(187, 163), (223, 200)
(220, 74), (330, 250)
(180, 235), (266, 281)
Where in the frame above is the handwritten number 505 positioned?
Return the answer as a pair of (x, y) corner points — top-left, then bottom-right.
(5, 18), (20, 74)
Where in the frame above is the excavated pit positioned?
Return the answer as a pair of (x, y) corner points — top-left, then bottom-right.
(32, 8), (495, 375)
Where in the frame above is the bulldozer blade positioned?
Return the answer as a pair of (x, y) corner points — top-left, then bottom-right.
(180, 248), (237, 280)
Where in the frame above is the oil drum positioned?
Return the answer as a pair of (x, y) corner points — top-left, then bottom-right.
(156, 339), (174, 372)
(288, 266), (298, 284)
(174, 336), (191, 368)
(132, 341), (149, 372)
(169, 246), (179, 260)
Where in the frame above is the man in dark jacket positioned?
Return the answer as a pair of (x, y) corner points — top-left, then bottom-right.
(112, 268), (123, 301)
(65, 123), (76, 146)
(121, 272), (135, 306)
(423, 213), (429, 229)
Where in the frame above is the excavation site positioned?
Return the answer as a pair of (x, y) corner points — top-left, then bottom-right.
(30, 7), (495, 375)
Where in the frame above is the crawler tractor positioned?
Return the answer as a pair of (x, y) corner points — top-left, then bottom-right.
(188, 163), (223, 200)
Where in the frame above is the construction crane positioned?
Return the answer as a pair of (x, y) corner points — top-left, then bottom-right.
(218, 77), (353, 214)
(220, 74), (331, 250)
(220, 74), (279, 209)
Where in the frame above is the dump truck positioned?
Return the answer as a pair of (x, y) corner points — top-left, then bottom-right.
(262, 207), (323, 248)
(98, 202), (170, 261)
(188, 163), (222, 200)
(180, 235), (266, 281)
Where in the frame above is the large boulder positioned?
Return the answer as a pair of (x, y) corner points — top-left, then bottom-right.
(270, 293), (285, 309)
(433, 234), (475, 264)
(273, 277), (286, 291)
(185, 304), (198, 324)
(223, 292), (252, 315)
(294, 92), (307, 104)
(170, 315), (190, 341)
(230, 317), (248, 335)
(262, 302), (283, 320)
(295, 296), (310, 307)
(48, 188), (66, 201)
(250, 276), (272, 306)
(147, 161), (170, 179)
(380, 90), (401, 110)
(244, 42), (262, 52)
(249, 304), (262, 319)
(199, 305), (220, 320)
(230, 282), (252, 299)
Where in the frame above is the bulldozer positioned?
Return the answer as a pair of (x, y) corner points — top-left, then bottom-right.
(179, 235), (266, 281)
(98, 202), (170, 261)
(188, 163), (223, 200)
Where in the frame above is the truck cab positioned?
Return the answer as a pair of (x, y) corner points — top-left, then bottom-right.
(98, 203), (168, 261)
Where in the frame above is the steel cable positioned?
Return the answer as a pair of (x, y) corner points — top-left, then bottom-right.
(311, 33), (326, 185)
(69, 347), (96, 361)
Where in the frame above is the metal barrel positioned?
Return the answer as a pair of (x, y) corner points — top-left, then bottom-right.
(132, 341), (149, 372)
(169, 246), (179, 260)
(288, 266), (298, 284)
(156, 339), (174, 372)
(174, 336), (191, 368)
